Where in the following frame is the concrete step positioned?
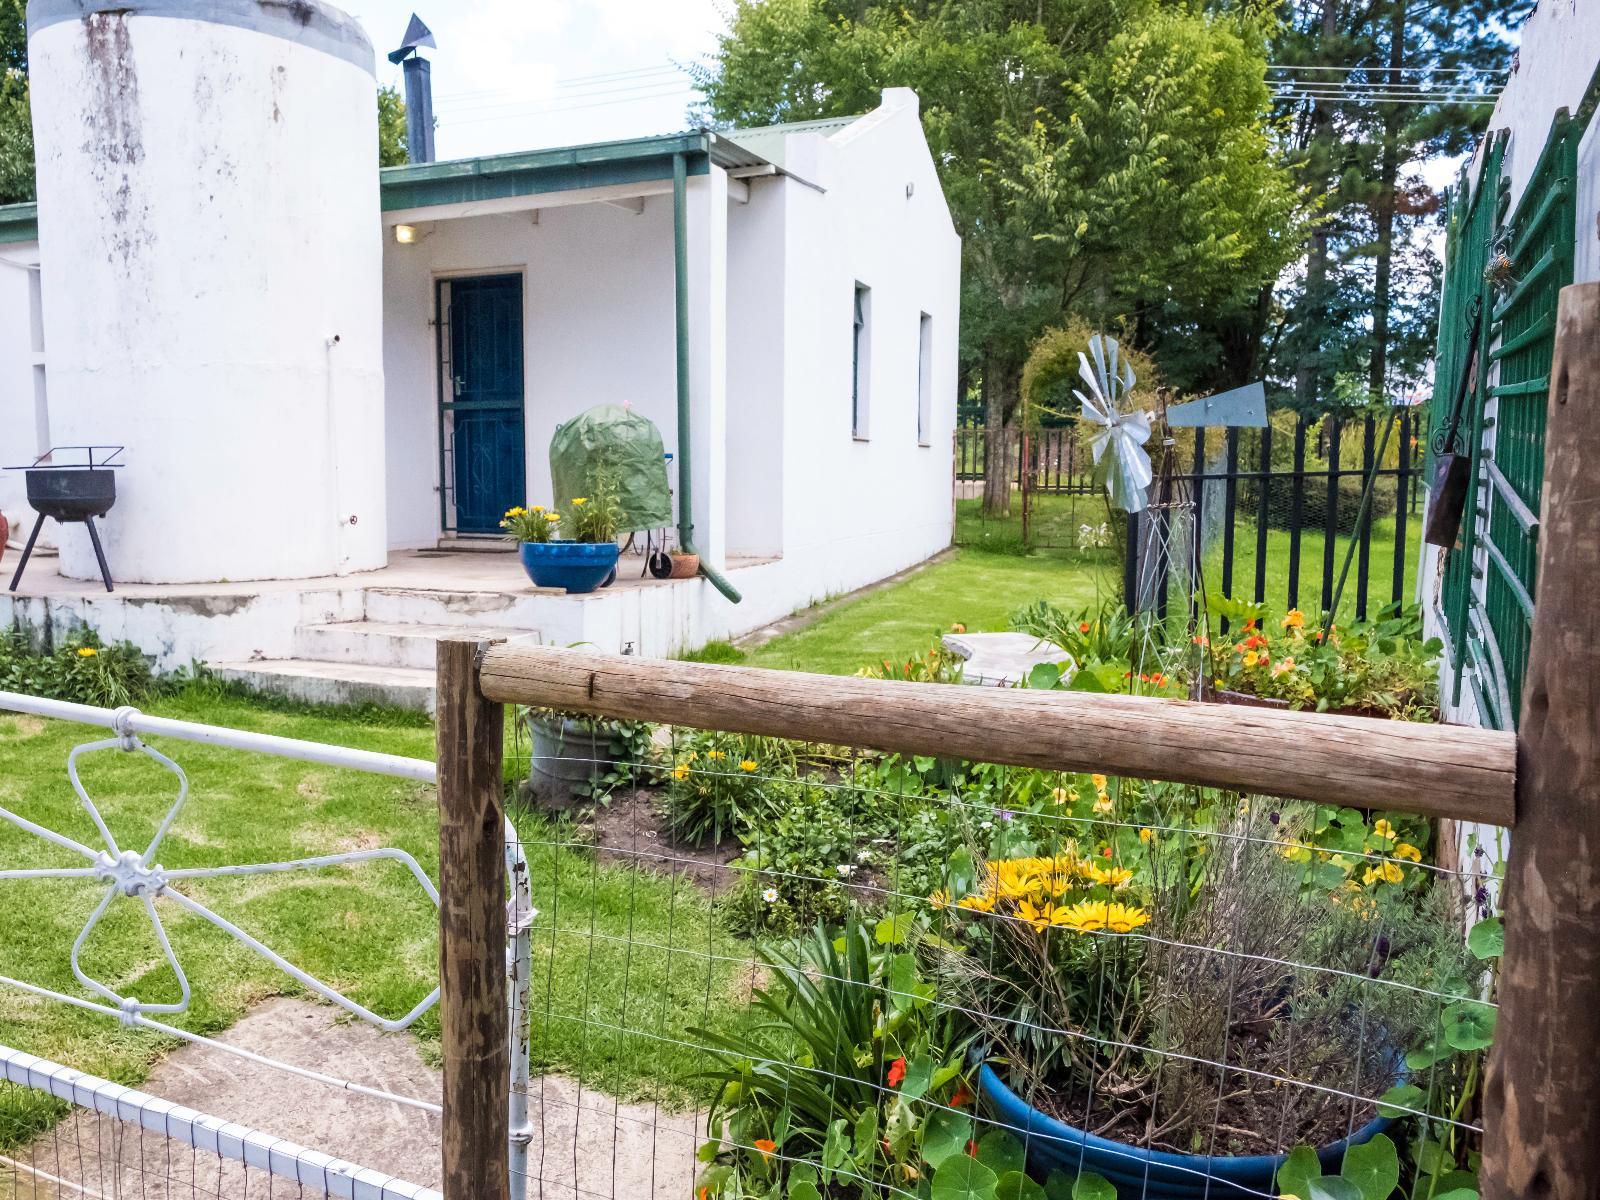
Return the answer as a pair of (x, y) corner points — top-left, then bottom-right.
(209, 659), (438, 713)
(295, 620), (541, 671)
(361, 587), (536, 627)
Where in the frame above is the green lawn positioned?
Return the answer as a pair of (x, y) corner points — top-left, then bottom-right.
(741, 547), (1120, 675)
(0, 687), (753, 1147)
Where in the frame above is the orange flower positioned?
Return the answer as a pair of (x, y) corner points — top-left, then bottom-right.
(753, 1138), (776, 1159)
(699, 1188), (709, 1200)
(950, 1084), (974, 1108)
(966, 1140), (980, 1157)
(1078, 622), (1091, 634)
(888, 1056), (907, 1087)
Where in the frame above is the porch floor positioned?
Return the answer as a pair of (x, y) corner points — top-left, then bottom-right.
(8, 547), (775, 600)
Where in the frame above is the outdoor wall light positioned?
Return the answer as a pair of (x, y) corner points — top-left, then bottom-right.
(393, 223), (420, 245)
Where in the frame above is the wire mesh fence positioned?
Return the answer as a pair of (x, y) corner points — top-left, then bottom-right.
(505, 691), (1501, 1200)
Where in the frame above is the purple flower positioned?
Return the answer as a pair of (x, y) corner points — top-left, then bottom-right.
(998, 810), (1015, 823)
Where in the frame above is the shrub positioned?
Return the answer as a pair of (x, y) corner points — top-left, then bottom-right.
(0, 626), (158, 707)
(660, 729), (793, 847)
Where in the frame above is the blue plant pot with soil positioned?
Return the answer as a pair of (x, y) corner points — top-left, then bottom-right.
(519, 540), (620, 593)
(976, 1062), (1393, 1200)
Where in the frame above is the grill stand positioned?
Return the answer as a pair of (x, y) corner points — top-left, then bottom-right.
(8, 512), (115, 593)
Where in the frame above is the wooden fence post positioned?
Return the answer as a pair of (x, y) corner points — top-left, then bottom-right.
(1481, 283), (1600, 1200)
(436, 637), (510, 1200)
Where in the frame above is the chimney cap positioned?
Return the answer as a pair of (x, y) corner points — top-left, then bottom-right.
(387, 13), (435, 64)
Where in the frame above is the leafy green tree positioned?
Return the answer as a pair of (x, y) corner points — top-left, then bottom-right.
(377, 83), (409, 167)
(0, 0), (31, 204)
(696, 0), (1305, 510)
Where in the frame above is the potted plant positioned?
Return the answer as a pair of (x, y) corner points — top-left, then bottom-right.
(925, 794), (1467, 1198)
(502, 460), (624, 594)
(518, 708), (656, 811)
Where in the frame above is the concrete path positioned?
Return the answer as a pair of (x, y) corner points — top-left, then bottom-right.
(5, 998), (700, 1199)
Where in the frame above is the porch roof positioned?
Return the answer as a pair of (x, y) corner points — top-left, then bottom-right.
(378, 129), (773, 214)
(0, 201), (37, 246)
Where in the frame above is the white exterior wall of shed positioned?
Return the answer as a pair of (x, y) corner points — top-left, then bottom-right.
(0, 241), (45, 545)
(26, 8), (386, 585)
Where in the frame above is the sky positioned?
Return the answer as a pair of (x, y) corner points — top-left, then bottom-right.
(344, 0), (727, 161)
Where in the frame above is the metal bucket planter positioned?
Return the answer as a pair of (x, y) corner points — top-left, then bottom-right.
(521, 713), (616, 811)
(519, 540), (620, 593)
(975, 1062), (1392, 1199)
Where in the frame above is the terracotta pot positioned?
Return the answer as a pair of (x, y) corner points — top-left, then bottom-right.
(668, 553), (700, 579)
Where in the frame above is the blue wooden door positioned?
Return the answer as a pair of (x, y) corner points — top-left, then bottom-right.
(443, 275), (525, 534)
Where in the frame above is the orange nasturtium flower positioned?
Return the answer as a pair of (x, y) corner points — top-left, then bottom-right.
(753, 1139), (777, 1160)
(888, 1057), (907, 1087)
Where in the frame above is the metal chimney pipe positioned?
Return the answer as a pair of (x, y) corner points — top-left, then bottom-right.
(402, 55), (435, 163)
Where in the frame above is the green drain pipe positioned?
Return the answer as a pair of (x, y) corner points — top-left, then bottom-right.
(672, 150), (742, 604)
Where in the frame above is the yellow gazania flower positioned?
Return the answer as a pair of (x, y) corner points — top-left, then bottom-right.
(1139, 828), (1154, 844)
(505, 506), (526, 518)
(1282, 609), (1306, 630)
(76, 647), (99, 658)
(1104, 903), (1152, 934)
(1372, 819), (1397, 841)
(1092, 791), (1113, 815)
(738, 759), (758, 773)
(544, 512), (561, 523)
(956, 893), (996, 913)
(531, 505), (545, 513)
(706, 749), (727, 761)
(1394, 842), (1422, 863)
(1084, 863), (1134, 888)
(671, 763), (691, 781)
(1016, 897), (1052, 931)
(928, 889), (952, 910)
(571, 497), (589, 506)
(1058, 900), (1109, 932)
(1090, 773), (1108, 791)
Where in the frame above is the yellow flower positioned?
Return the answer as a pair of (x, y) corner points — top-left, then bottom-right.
(1242, 650), (1261, 669)
(1084, 863), (1134, 888)
(1092, 792), (1113, 815)
(671, 763), (691, 781)
(1363, 861), (1405, 886)
(1394, 842), (1422, 863)
(1051, 787), (1071, 806)
(76, 647), (99, 658)
(928, 889), (952, 910)
(1091, 773), (1108, 791)
(544, 512), (561, 522)
(738, 759), (758, 773)
(1016, 897), (1052, 931)
(1282, 609), (1306, 630)
(571, 497), (588, 506)
(956, 893), (996, 913)
(706, 749), (727, 761)
(1139, 827), (1154, 844)
(1372, 819), (1397, 841)
(505, 506), (526, 518)
(531, 505), (545, 513)
(1104, 903), (1152, 933)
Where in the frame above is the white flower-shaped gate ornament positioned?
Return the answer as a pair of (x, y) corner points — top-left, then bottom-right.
(0, 709), (441, 1032)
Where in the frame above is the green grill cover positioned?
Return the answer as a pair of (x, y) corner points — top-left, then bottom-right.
(548, 404), (673, 533)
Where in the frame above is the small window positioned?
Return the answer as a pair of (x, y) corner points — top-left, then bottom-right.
(917, 312), (933, 445)
(852, 283), (871, 439)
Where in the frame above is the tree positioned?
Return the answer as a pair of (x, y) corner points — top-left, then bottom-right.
(696, 0), (1306, 511)
(377, 84), (409, 168)
(0, 0), (31, 204)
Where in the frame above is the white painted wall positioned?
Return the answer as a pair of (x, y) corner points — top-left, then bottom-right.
(382, 198), (681, 548)
(775, 88), (961, 605)
(0, 240), (45, 547)
(28, 7), (385, 584)
(725, 179), (787, 558)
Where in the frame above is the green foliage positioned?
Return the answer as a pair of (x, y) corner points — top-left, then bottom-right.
(377, 84), (408, 167)
(855, 641), (965, 683)
(663, 729), (792, 848)
(692, 914), (975, 1197)
(1276, 1133), (1399, 1200)
(0, 626), (160, 707)
(679, 640), (748, 665)
(0, 0), (30, 204)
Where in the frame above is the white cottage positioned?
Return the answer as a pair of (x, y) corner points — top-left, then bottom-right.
(0, 0), (960, 706)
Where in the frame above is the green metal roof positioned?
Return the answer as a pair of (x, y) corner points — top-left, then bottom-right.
(0, 202), (38, 246)
(380, 129), (773, 214)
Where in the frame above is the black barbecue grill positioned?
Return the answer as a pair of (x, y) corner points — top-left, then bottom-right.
(6, 446), (123, 593)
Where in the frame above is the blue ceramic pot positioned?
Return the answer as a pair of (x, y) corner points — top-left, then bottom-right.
(976, 1062), (1392, 1199)
(519, 540), (621, 594)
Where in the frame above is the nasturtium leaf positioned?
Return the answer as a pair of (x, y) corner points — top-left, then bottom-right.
(901, 1054), (935, 1101)
(1307, 1179), (1363, 1200)
(1432, 1170), (1478, 1194)
(1375, 1083), (1426, 1118)
(696, 1140), (720, 1164)
(1340, 1134), (1399, 1200)
(1042, 1171), (1075, 1200)
(1405, 1031), (1453, 1072)
(877, 913), (916, 946)
(995, 1170), (1046, 1200)
(1467, 917), (1503, 960)
(822, 1118), (853, 1181)
(1070, 1171), (1117, 1200)
(855, 1109), (880, 1159)
(1276, 1145), (1323, 1199)
(1413, 1138), (1453, 1176)
(975, 1131), (1026, 1177)
(1442, 1001), (1497, 1051)
(787, 1164), (819, 1196)
(1027, 662), (1063, 690)
(923, 1107), (974, 1169)
(889, 954), (923, 1012)
(789, 1183), (822, 1200)
(1430, 1190), (1479, 1200)
(931, 1154), (999, 1200)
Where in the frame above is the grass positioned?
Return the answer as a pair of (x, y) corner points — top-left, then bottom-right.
(0, 686), (755, 1150)
(743, 547), (1120, 675)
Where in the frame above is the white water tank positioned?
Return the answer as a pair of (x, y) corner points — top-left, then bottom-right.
(27, 0), (386, 583)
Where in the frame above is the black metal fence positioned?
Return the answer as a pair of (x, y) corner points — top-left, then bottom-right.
(955, 412), (1425, 621)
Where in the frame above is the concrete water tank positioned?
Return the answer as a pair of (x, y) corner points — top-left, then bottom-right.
(27, 0), (386, 583)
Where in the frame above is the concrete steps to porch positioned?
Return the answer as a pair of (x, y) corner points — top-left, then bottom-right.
(214, 619), (545, 713)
